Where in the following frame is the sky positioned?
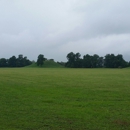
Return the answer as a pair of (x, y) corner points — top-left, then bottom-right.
(0, 0), (130, 62)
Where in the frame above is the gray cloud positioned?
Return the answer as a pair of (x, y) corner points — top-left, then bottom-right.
(0, 0), (130, 62)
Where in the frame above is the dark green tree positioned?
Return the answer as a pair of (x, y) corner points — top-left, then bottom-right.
(104, 54), (127, 68)
(0, 58), (8, 67)
(74, 53), (82, 68)
(83, 54), (92, 68)
(98, 57), (104, 67)
(91, 54), (100, 68)
(66, 52), (76, 67)
(65, 52), (82, 68)
(22, 56), (32, 66)
(37, 54), (45, 66)
(8, 56), (17, 67)
(0, 55), (32, 67)
(104, 54), (113, 68)
(116, 54), (126, 68)
(128, 61), (130, 67)
(15, 55), (32, 67)
(16, 54), (24, 67)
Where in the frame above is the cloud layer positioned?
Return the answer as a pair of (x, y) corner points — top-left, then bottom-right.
(0, 0), (130, 61)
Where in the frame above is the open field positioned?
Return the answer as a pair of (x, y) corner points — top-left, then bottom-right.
(0, 68), (130, 130)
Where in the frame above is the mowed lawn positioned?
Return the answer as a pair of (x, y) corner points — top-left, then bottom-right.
(0, 68), (130, 130)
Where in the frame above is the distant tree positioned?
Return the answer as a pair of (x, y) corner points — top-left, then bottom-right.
(104, 54), (113, 68)
(66, 52), (75, 67)
(8, 56), (17, 67)
(128, 61), (130, 67)
(83, 54), (92, 68)
(91, 54), (100, 68)
(65, 52), (82, 68)
(48, 59), (54, 62)
(98, 57), (104, 68)
(22, 56), (32, 66)
(65, 52), (129, 68)
(116, 54), (126, 68)
(57, 61), (65, 66)
(0, 58), (8, 67)
(0, 55), (32, 67)
(16, 54), (24, 67)
(15, 55), (32, 67)
(83, 54), (104, 68)
(74, 53), (82, 68)
(37, 54), (45, 66)
(104, 54), (127, 68)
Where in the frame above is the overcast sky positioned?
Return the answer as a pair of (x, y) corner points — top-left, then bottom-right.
(0, 0), (130, 62)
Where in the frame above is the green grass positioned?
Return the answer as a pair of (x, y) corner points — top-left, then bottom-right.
(27, 60), (64, 68)
(0, 68), (130, 130)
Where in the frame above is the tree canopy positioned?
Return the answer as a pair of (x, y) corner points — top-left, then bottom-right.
(37, 54), (46, 66)
(0, 55), (32, 67)
(65, 52), (129, 68)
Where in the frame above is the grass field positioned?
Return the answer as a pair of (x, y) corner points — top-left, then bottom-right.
(27, 60), (64, 68)
(0, 68), (130, 130)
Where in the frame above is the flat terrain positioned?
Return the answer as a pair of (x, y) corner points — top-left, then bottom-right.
(0, 68), (130, 130)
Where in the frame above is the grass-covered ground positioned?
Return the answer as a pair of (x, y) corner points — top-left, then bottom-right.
(0, 68), (130, 130)
(27, 60), (64, 68)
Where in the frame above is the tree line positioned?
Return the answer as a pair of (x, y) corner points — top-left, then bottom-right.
(0, 55), (32, 67)
(0, 53), (130, 68)
(65, 52), (130, 68)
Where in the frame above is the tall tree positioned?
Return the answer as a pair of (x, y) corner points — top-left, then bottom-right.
(37, 54), (45, 66)
(66, 52), (82, 68)
(83, 54), (92, 68)
(66, 52), (76, 67)
(98, 57), (104, 68)
(0, 58), (8, 67)
(74, 53), (82, 68)
(8, 56), (17, 67)
(91, 54), (100, 68)
(128, 61), (130, 67)
(0, 55), (32, 67)
(104, 54), (126, 68)
(16, 54), (24, 67)
(116, 54), (126, 68)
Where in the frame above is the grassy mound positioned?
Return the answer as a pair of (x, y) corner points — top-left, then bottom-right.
(27, 60), (64, 68)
